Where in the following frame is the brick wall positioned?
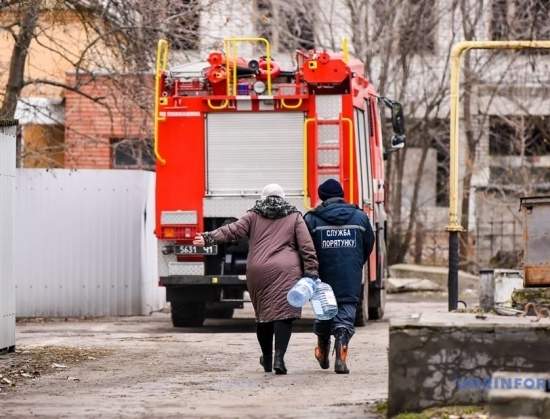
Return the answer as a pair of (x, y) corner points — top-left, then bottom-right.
(64, 73), (153, 168)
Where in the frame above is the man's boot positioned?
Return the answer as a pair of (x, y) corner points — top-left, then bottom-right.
(273, 350), (287, 375)
(315, 336), (330, 369)
(334, 328), (350, 374)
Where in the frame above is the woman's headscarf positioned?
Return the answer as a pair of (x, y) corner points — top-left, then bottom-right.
(251, 184), (299, 219)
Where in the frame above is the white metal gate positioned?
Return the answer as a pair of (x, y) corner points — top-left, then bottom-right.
(0, 122), (16, 351)
(206, 112), (304, 196)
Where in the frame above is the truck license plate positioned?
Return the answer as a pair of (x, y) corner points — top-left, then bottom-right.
(175, 244), (218, 255)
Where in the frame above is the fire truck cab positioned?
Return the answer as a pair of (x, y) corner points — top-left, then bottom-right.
(154, 38), (405, 327)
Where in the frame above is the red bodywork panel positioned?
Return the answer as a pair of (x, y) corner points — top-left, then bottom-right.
(155, 101), (205, 235)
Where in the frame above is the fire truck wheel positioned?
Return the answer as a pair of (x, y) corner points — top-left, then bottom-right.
(354, 283), (368, 327)
(368, 289), (385, 320)
(206, 306), (234, 319)
(368, 227), (387, 321)
(171, 302), (206, 327)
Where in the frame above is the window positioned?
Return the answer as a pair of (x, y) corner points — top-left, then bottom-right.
(526, 117), (550, 156)
(489, 115), (550, 156)
(491, 0), (550, 47)
(489, 116), (519, 155)
(354, 106), (373, 205)
(488, 115), (550, 193)
(490, 166), (550, 192)
(111, 138), (155, 170)
(398, 0), (436, 54)
(254, 0), (315, 51)
(435, 144), (449, 207)
(167, 0), (200, 51)
(362, 105), (374, 204)
(491, 0), (509, 40)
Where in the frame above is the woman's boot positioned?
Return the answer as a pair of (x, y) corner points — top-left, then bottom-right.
(260, 353), (272, 372)
(273, 320), (292, 375)
(256, 322), (274, 372)
(273, 350), (287, 375)
(334, 328), (350, 374)
(315, 336), (331, 369)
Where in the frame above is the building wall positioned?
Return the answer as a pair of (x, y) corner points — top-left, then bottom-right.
(63, 73), (152, 168)
(0, 7), (119, 168)
(0, 9), (115, 99)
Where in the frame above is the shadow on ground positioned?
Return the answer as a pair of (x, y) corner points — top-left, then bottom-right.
(155, 317), (315, 334)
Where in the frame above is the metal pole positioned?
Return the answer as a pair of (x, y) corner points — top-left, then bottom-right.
(448, 231), (459, 311)
(447, 43), (464, 311)
(447, 40), (550, 311)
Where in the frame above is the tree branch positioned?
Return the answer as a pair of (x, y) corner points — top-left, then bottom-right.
(23, 78), (108, 106)
(0, 2), (39, 119)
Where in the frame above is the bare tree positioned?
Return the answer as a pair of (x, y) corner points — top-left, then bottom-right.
(339, 0), (460, 264)
(0, 1), (39, 119)
(329, 0), (550, 267)
(457, 0), (550, 270)
(251, 0), (459, 264)
(0, 0), (207, 167)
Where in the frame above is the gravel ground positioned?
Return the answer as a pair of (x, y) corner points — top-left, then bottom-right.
(0, 346), (112, 393)
(0, 295), (448, 419)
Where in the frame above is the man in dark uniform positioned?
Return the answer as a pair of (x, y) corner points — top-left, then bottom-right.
(304, 179), (375, 374)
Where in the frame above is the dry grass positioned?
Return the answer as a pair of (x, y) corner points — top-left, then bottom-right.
(394, 405), (487, 419)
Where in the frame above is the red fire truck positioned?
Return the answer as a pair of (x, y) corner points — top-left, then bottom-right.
(154, 37), (405, 327)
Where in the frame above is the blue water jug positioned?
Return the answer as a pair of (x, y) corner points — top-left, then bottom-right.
(310, 279), (338, 320)
(287, 277), (316, 308)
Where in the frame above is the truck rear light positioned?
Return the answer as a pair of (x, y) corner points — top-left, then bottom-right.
(184, 227), (193, 239)
(161, 226), (197, 240)
(162, 227), (177, 238)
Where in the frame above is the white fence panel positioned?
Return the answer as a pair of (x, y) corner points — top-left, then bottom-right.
(0, 122), (16, 351)
(15, 169), (165, 317)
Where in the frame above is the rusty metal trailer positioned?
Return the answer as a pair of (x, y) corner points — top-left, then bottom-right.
(520, 196), (550, 287)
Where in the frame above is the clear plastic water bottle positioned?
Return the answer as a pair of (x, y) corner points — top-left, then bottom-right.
(310, 279), (338, 320)
(287, 277), (317, 308)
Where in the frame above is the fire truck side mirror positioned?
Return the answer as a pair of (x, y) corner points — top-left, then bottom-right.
(381, 97), (406, 160)
(391, 134), (406, 150)
(384, 134), (406, 160)
(390, 102), (405, 136)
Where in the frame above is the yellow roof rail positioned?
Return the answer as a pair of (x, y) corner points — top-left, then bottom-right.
(154, 39), (169, 165)
(224, 37), (272, 96)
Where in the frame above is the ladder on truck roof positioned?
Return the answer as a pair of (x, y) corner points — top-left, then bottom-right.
(304, 115), (354, 209)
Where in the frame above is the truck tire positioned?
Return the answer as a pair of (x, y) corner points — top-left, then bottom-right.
(171, 302), (206, 327)
(368, 225), (387, 321)
(368, 289), (385, 320)
(355, 283), (368, 327)
(206, 307), (234, 319)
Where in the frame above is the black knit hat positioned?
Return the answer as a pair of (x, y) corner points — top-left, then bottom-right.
(318, 178), (344, 201)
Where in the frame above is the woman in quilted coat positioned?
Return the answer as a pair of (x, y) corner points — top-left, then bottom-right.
(194, 184), (318, 374)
